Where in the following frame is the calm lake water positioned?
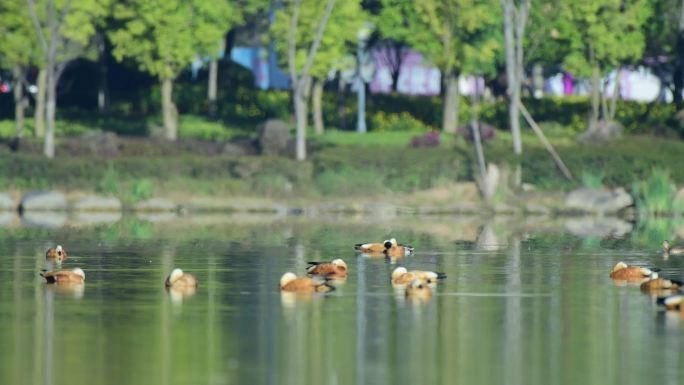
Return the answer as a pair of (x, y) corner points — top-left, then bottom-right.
(1, 214), (683, 385)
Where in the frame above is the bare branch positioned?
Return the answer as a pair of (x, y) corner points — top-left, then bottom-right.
(287, 0), (300, 87)
(300, 0), (336, 78)
(26, 0), (48, 55)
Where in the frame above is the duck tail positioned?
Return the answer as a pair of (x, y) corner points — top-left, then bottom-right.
(656, 296), (667, 306)
(39, 269), (48, 277)
(307, 261), (322, 266)
(670, 278), (684, 286)
(353, 244), (364, 250)
(436, 272), (447, 280)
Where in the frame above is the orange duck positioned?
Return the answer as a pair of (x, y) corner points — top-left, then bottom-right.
(609, 262), (656, 282)
(306, 258), (348, 278)
(280, 272), (334, 293)
(40, 268), (85, 284)
(165, 268), (198, 288)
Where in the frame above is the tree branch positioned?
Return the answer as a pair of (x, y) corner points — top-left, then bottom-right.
(26, 0), (48, 55)
(300, 0), (336, 78)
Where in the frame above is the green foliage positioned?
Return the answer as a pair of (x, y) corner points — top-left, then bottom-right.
(270, 0), (366, 79)
(110, 0), (240, 80)
(554, 0), (652, 77)
(0, 1), (40, 69)
(132, 179), (155, 201)
(370, 111), (435, 132)
(632, 168), (682, 216)
(98, 165), (121, 196)
(580, 170), (604, 189)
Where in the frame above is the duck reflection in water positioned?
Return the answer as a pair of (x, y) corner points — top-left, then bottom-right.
(405, 279), (432, 304)
(164, 268), (198, 305)
(45, 282), (85, 299)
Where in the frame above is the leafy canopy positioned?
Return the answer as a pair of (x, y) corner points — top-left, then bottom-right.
(109, 0), (241, 79)
(271, 0), (367, 79)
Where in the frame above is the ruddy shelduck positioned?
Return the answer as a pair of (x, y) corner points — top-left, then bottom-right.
(280, 272), (334, 293)
(46, 245), (67, 263)
(609, 262), (656, 281)
(662, 240), (684, 256)
(306, 258), (348, 278)
(40, 268), (85, 284)
(354, 239), (393, 255)
(405, 279), (433, 300)
(640, 277), (682, 292)
(391, 266), (446, 286)
(385, 238), (414, 258)
(657, 295), (684, 311)
(165, 268), (198, 288)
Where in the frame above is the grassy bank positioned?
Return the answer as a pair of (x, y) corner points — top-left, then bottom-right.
(1, 126), (684, 205)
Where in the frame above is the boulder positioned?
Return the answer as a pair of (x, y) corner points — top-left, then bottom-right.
(20, 191), (67, 211)
(259, 119), (290, 155)
(73, 195), (123, 212)
(564, 217), (633, 238)
(0, 193), (17, 211)
(564, 187), (633, 214)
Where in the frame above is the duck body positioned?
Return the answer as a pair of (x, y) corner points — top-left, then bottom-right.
(640, 277), (682, 292)
(307, 259), (348, 278)
(609, 262), (655, 281)
(280, 272), (334, 293)
(40, 268), (85, 284)
(391, 267), (446, 286)
(165, 268), (198, 288)
(657, 295), (684, 311)
(384, 238), (414, 258)
(354, 240), (392, 255)
(46, 245), (67, 263)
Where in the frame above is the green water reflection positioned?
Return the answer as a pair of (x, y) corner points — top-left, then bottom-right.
(0, 215), (683, 385)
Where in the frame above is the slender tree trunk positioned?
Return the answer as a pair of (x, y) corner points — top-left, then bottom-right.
(207, 58), (218, 118)
(600, 77), (609, 121)
(590, 63), (600, 132)
(161, 77), (178, 141)
(294, 78), (309, 160)
(608, 67), (620, 121)
(44, 66), (56, 158)
(13, 65), (26, 138)
(35, 68), (47, 138)
(502, 0), (521, 155)
(442, 71), (459, 133)
(97, 35), (109, 113)
(312, 78), (324, 134)
(470, 87), (489, 200)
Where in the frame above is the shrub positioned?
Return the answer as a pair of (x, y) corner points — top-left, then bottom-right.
(98, 165), (121, 196)
(580, 170), (605, 189)
(370, 111), (434, 132)
(132, 179), (154, 201)
(410, 131), (441, 148)
(632, 168), (681, 216)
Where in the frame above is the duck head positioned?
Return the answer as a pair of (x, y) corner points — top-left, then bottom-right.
(168, 268), (184, 285)
(332, 259), (347, 270)
(392, 266), (408, 280)
(612, 262), (628, 273)
(72, 268), (85, 280)
(280, 272), (297, 288)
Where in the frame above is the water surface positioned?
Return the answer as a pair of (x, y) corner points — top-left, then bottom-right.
(0, 215), (683, 385)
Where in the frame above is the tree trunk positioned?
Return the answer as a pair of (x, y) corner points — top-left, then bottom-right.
(442, 72), (459, 133)
(13, 65), (26, 138)
(294, 79), (308, 161)
(161, 77), (178, 141)
(608, 67), (620, 121)
(207, 58), (218, 118)
(35, 68), (47, 138)
(44, 66), (56, 158)
(97, 35), (109, 113)
(312, 78), (324, 134)
(590, 63), (600, 131)
(502, 0), (521, 155)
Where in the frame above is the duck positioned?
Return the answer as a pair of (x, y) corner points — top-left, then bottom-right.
(165, 268), (198, 288)
(306, 258), (348, 278)
(280, 272), (334, 293)
(384, 238), (414, 258)
(657, 294), (684, 311)
(40, 268), (85, 284)
(662, 240), (684, 256)
(405, 279), (432, 301)
(45, 245), (67, 263)
(354, 239), (392, 255)
(391, 266), (446, 286)
(609, 261), (656, 282)
(640, 276), (682, 292)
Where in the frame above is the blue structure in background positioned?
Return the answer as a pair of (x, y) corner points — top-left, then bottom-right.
(231, 45), (289, 90)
